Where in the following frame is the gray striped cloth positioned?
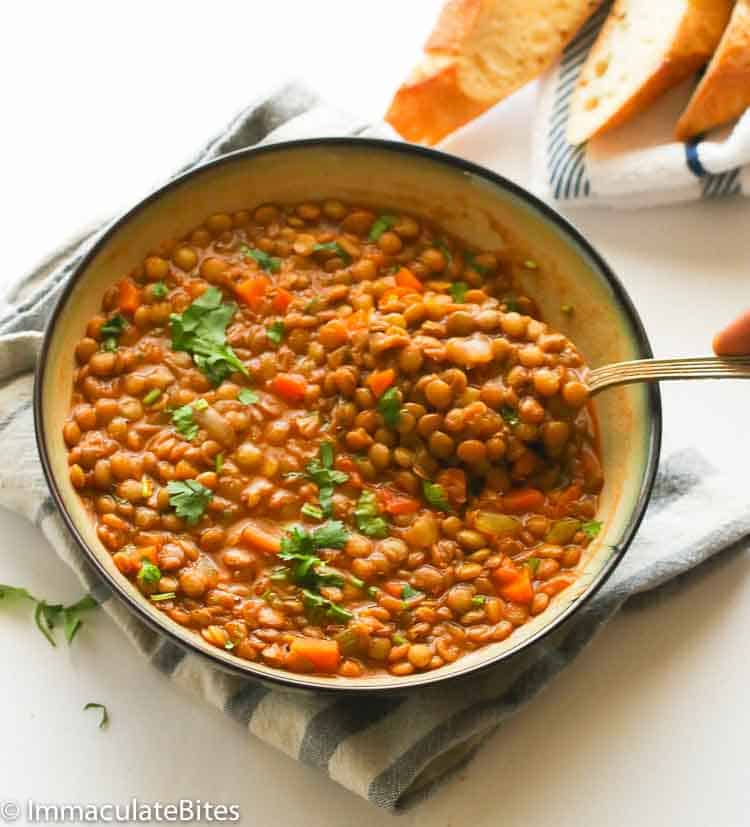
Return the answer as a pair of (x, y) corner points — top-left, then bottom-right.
(530, 1), (750, 208)
(2, 81), (749, 810)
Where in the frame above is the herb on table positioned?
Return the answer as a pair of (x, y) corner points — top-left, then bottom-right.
(237, 388), (259, 405)
(401, 584), (422, 602)
(137, 560), (161, 585)
(152, 281), (168, 299)
(464, 253), (488, 276)
(266, 320), (285, 345)
(169, 286), (248, 386)
(302, 590), (353, 624)
(422, 480), (451, 512)
(83, 702), (109, 729)
(0, 585), (98, 646)
(449, 281), (469, 303)
(354, 491), (389, 538)
(171, 398), (208, 441)
(582, 520), (602, 540)
(368, 214), (397, 242)
(312, 242), (351, 264)
(240, 245), (281, 273)
(501, 406), (520, 427)
(300, 442), (349, 517)
(166, 479), (213, 525)
(377, 387), (402, 428)
(100, 314), (126, 352)
(142, 388), (161, 406)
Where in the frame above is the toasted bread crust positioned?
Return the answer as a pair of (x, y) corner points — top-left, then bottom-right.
(675, 0), (750, 139)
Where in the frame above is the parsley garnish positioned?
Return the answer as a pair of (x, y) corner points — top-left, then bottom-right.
(449, 281), (469, 303)
(137, 560), (161, 584)
(422, 480), (450, 512)
(279, 523), (350, 594)
(83, 702), (109, 729)
(401, 584), (422, 601)
(368, 214), (397, 242)
(392, 633), (407, 646)
(142, 388), (161, 406)
(354, 491), (389, 538)
(0, 585), (97, 646)
(166, 479), (213, 525)
(501, 407), (520, 427)
(312, 242), (350, 264)
(301, 503), (324, 521)
(377, 387), (401, 428)
(100, 314), (126, 352)
(224, 640), (235, 650)
(302, 589), (353, 624)
(169, 286), (248, 386)
(171, 398), (208, 441)
(237, 388), (259, 405)
(303, 442), (349, 517)
(267, 320), (285, 345)
(471, 595), (486, 607)
(152, 282), (168, 299)
(240, 245), (281, 273)
(582, 520), (602, 539)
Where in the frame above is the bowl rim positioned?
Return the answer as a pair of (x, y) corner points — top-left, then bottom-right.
(34, 136), (662, 695)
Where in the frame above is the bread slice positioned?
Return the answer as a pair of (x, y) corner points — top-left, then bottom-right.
(386, 0), (603, 145)
(567, 0), (733, 146)
(676, 0), (750, 139)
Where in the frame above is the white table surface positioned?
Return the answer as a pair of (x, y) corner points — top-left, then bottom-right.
(3, 3), (750, 825)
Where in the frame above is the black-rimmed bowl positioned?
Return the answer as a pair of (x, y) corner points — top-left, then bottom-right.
(35, 138), (661, 694)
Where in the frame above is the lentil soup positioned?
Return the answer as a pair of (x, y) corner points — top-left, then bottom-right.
(63, 200), (603, 678)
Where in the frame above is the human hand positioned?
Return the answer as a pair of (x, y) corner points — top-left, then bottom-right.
(713, 310), (750, 356)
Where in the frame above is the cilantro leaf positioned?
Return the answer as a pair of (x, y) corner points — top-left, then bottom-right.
(171, 399), (207, 441)
(302, 589), (353, 625)
(312, 242), (350, 264)
(301, 503), (324, 521)
(83, 702), (109, 729)
(501, 406), (520, 427)
(304, 444), (349, 517)
(377, 387), (401, 428)
(152, 282), (168, 299)
(240, 245), (281, 273)
(237, 388), (259, 405)
(267, 321), (285, 345)
(137, 560), (161, 584)
(368, 214), (397, 242)
(401, 584), (423, 601)
(319, 441), (334, 469)
(0, 586), (97, 646)
(422, 480), (451, 512)
(582, 520), (602, 539)
(278, 522), (349, 590)
(311, 520), (349, 549)
(449, 282), (469, 303)
(166, 479), (213, 525)
(100, 314), (126, 339)
(354, 491), (389, 538)
(526, 557), (541, 576)
(169, 286), (248, 386)
(471, 595), (486, 607)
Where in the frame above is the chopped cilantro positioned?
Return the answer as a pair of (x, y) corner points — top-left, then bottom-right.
(0, 585), (97, 646)
(142, 388), (161, 406)
(237, 388), (259, 405)
(214, 453), (224, 473)
(422, 480), (451, 512)
(224, 640), (235, 651)
(312, 241), (350, 264)
(501, 406), (520, 427)
(582, 520), (602, 539)
(240, 245), (281, 273)
(150, 592), (176, 602)
(137, 560), (161, 584)
(102, 338), (119, 352)
(100, 314), (126, 339)
(83, 702), (109, 729)
(169, 286), (248, 386)
(377, 387), (401, 428)
(302, 589), (352, 624)
(152, 281), (168, 299)
(464, 253), (488, 275)
(267, 320), (285, 345)
(301, 503), (324, 521)
(449, 281), (469, 303)
(526, 557), (541, 576)
(279, 522), (350, 592)
(392, 633), (407, 646)
(354, 491), (389, 538)
(303, 443), (349, 517)
(171, 400), (207, 441)
(401, 584), (422, 601)
(166, 479), (213, 525)
(471, 595), (486, 607)
(368, 214), (397, 242)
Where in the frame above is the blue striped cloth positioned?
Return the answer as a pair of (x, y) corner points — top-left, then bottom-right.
(2, 81), (749, 810)
(531, 2), (750, 208)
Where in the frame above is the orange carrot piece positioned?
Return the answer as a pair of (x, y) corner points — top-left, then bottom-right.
(270, 373), (307, 404)
(241, 522), (281, 555)
(502, 488), (545, 514)
(395, 267), (424, 292)
(383, 581), (406, 598)
(235, 275), (271, 310)
(366, 368), (396, 398)
(289, 637), (341, 673)
(491, 566), (520, 586)
(118, 279), (141, 314)
(272, 288), (293, 313)
(378, 488), (420, 516)
(497, 568), (534, 604)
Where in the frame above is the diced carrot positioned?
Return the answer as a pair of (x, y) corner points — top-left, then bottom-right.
(383, 581), (406, 598)
(490, 566), (520, 586)
(112, 549), (139, 575)
(366, 368), (396, 398)
(272, 288), (293, 313)
(502, 488), (545, 514)
(118, 279), (141, 314)
(235, 275), (270, 311)
(346, 309), (371, 330)
(289, 637), (341, 673)
(241, 522), (281, 555)
(270, 373), (307, 404)
(395, 267), (424, 292)
(378, 488), (420, 516)
(496, 568), (534, 604)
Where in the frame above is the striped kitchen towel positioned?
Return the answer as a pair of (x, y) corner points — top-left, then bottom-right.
(530, 2), (750, 208)
(2, 81), (750, 811)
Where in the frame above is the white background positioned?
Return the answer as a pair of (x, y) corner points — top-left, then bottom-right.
(2, 2), (750, 825)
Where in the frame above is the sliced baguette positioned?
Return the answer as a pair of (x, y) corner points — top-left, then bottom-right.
(386, 0), (603, 145)
(676, 0), (750, 139)
(567, 0), (733, 146)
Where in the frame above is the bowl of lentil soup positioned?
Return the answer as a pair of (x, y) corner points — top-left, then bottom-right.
(36, 139), (660, 692)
